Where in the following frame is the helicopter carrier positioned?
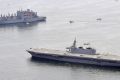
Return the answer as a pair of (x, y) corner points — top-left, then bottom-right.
(0, 9), (46, 24)
(27, 39), (120, 67)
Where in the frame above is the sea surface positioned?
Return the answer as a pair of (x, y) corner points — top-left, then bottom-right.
(0, 0), (120, 80)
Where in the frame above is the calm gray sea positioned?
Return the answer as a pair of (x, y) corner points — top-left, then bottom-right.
(0, 0), (120, 80)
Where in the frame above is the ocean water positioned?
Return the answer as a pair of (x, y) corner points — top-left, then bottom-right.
(0, 0), (120, 80)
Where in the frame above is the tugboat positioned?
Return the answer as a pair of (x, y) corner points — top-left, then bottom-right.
(27, 39), (120, 67)
(0, 9), (46, 24)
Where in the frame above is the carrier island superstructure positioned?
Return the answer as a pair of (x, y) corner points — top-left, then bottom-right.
(27, 39), (120, 67)
(0, 9), (46, 24)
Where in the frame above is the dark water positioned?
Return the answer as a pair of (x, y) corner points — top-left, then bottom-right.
(1, 0), (120, 80)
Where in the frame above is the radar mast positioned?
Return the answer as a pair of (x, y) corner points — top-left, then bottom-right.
(72, 38), (76, 48)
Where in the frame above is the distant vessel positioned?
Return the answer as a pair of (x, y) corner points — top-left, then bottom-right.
(69, 20), (74, 23)
(27, 39), (120, 67)
(96, 18), (102, 21)
(0, 9), (46, 24)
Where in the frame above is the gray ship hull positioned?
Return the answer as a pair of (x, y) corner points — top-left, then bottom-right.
(28, 51), (120, 67)
(0, 17), (46, 25)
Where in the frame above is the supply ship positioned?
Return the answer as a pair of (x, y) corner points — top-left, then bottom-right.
(0, 9), (46, 24)
(27, 39), (120, 67)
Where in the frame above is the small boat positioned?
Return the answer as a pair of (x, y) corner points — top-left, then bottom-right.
(69, 20), (74, 23)
(96, 18), (102, 21)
